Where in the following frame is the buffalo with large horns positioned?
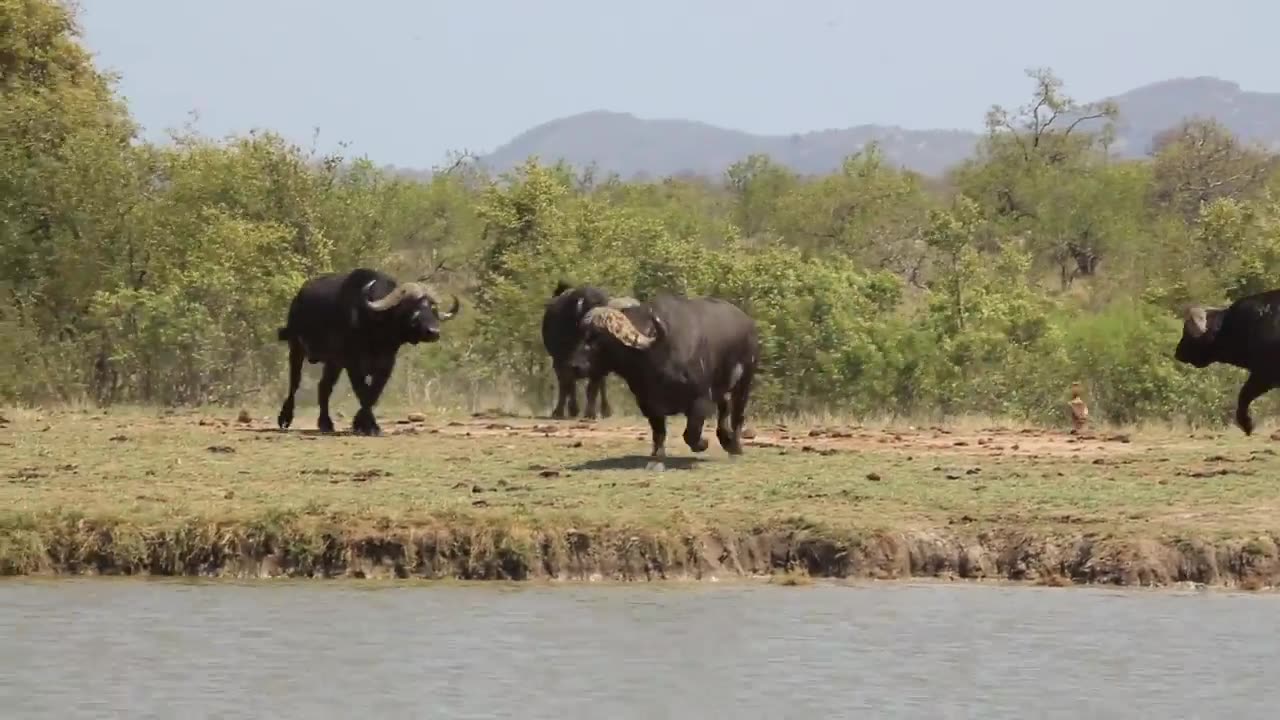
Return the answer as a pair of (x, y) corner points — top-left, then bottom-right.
(1174, 288), (1280, 435)
(568, 292), (759, 470)
(276, 267), (459, 436)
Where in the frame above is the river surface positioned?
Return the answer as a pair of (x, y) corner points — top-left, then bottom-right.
(1, 579), (1277, 719)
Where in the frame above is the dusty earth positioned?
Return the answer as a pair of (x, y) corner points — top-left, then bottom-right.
(393, 412), (1142, 460)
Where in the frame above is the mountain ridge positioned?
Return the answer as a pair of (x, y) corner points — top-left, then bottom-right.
(467, 76), (1280, 180)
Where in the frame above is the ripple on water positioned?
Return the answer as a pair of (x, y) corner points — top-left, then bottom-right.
(1, 580), (1278, 719)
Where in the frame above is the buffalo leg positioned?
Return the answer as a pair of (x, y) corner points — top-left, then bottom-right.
(1236, 373), (1275, 436)
(646, 414), (667, 472)
(683, 397), (711, 453)
(315, 361), (341, 433)
(584, 373), (609, 420)
(725, 369), (754, 455)
(347, 357), (394, 436)
(277, 339), (305, 429)
(714, 395), (734, 453)
(599, 377), (612, 418)
(551, 363), (578, 419)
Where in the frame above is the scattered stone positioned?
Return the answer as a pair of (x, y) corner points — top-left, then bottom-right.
(207, 445), (235, 454)
(236, 409), (252, 424)
(407, 412), (428, 422)
(108, 435), (129, 442)
(1184, 468), (1232, 478)
(866, 472), (882, 482)
(471, 499), (489, 508)
(741, 427), (757, 439)
(471, 484), (485, 493)
(538, 469), (561, 478)
(224, 490), (235, 499)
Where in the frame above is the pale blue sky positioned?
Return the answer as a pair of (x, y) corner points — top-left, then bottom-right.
(77, 0), (1279, 170)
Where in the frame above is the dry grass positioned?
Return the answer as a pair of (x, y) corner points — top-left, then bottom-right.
(2, 404), (1279, 578)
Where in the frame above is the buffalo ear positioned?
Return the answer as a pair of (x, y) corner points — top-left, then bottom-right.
(553, 280), (571, 298)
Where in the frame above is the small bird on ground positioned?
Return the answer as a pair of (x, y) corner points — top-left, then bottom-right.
(1068, 382), (1089, 433)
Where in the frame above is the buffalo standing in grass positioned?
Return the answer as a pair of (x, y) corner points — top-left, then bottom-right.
(540, 281), (636, 419)
(1175, 289), (1280, 435)
(276, 268), (459, 436)
(569, 292), (758, 470)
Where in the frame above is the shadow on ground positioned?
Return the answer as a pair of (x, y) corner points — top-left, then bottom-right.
(568, 455), (707, 472)
(237, 427), (359, 438)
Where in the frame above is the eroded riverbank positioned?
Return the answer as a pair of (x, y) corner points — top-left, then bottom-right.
(5, 522), (1280, 590)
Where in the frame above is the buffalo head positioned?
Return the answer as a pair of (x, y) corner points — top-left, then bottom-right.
(363, 279), (460, 344)
(1174, 304), (1222, 368)
(568, 299), (661, 376)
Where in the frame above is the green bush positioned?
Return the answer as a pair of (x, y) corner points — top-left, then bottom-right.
(0, 1), (1273, 429)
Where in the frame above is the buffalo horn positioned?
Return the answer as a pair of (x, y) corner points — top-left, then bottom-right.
(365, 280), (460, 319)
(582, 306), (657, 349)
(1184, 306), (1209, 337)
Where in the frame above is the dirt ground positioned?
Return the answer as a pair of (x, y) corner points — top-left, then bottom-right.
(420, 413), (1144, 460)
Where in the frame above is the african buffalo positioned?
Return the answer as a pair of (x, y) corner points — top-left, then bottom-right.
(1175, 289), (1280, 435)
(275, 268), (459, 436)
(540, 281), (635, 419)
(568, 292), (758, 470)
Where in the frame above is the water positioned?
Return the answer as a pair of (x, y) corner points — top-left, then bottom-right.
(1, 579), (1277, 719)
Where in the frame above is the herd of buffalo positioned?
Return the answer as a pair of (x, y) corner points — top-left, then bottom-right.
(271, 267), (1280, 469)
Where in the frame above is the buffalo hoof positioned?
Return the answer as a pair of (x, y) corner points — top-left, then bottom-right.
(686, 437), (709, 453)
(351, 409), (381, 436)
(277, 412), (292, 430)
(317, 416), (335, 433)
(1238, 415), (1255, 435)
(352, 424), (382, 437)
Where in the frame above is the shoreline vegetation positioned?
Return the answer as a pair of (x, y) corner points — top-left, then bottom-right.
(3, 408), (1280, 591)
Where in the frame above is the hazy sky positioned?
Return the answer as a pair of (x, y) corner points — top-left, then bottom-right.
(77, 0), (1279, 170)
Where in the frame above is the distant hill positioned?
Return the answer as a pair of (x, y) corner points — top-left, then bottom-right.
(470, 77), (1280, 180)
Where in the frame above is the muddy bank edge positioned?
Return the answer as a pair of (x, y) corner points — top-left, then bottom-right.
(5, 520), (1280, 589)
